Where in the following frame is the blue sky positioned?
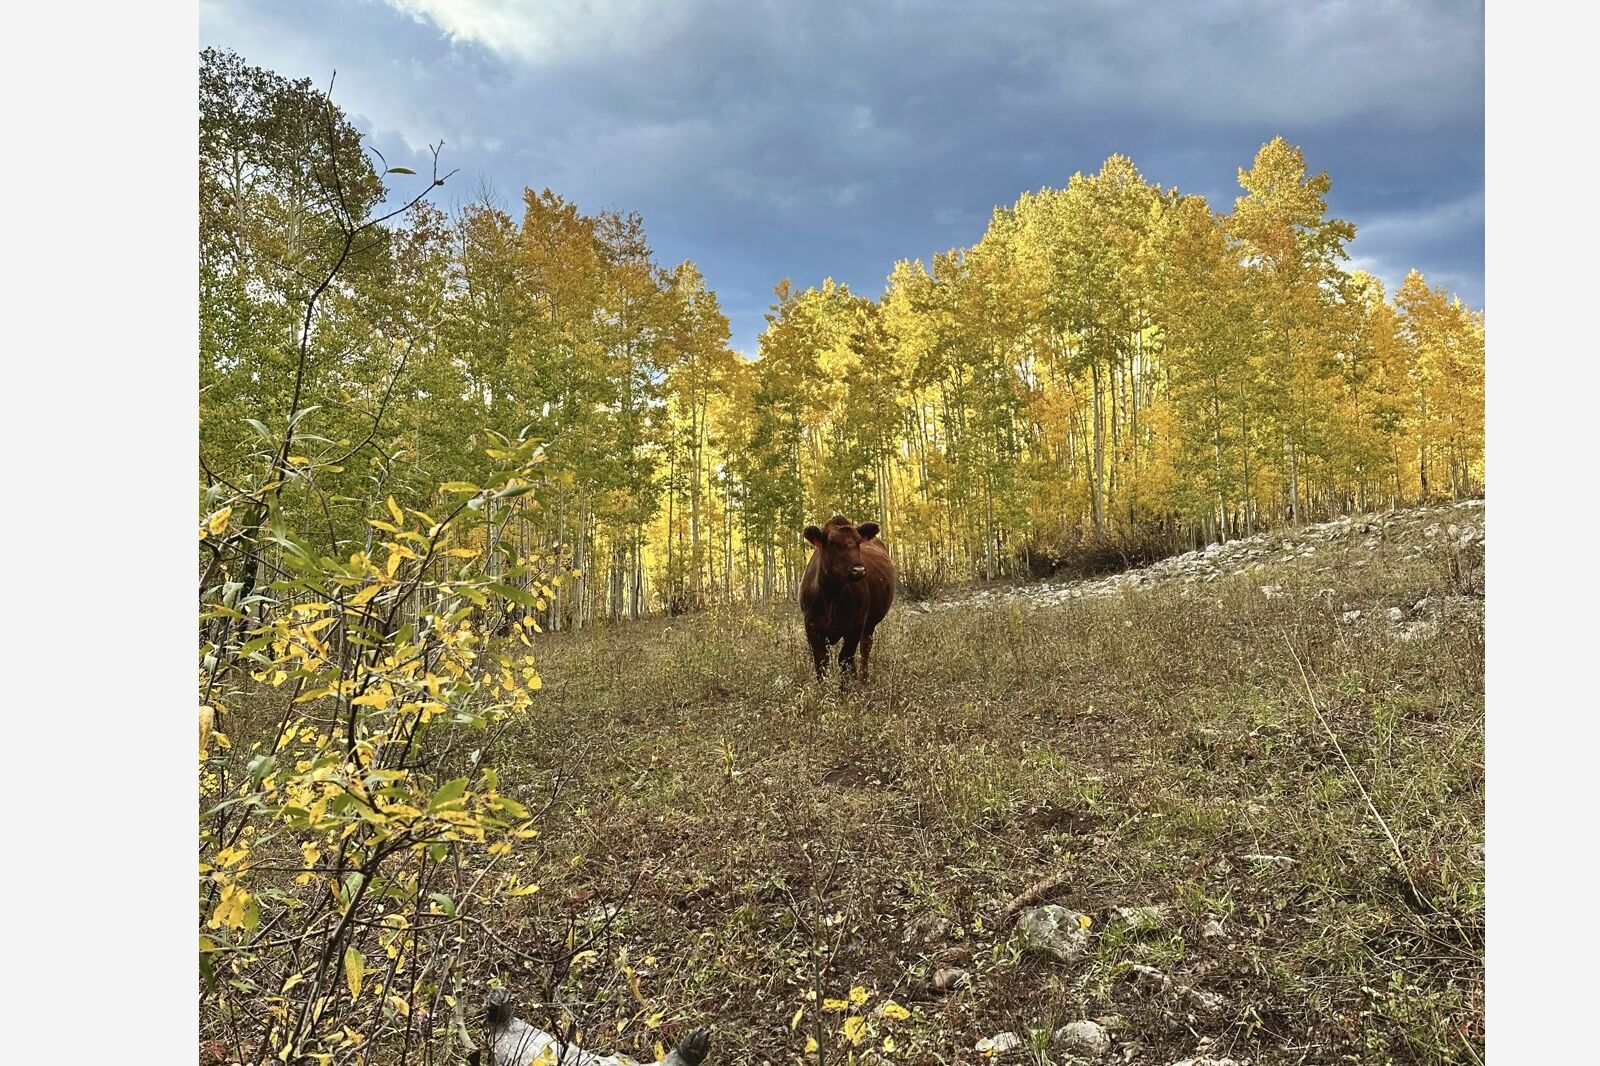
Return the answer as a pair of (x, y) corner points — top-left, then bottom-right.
(200, 0), (1485, 354)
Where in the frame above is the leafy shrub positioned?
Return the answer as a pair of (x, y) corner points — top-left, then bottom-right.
(198, 432), (557, 1064)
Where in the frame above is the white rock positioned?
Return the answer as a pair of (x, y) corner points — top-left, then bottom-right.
(1125, 963), (1171, 990)
(1015, 904), (1093, 962)
(976, 1031), (1022, 1054)
(1113, 904), (1168, 930)
(1386, 606), (1404, 622)
(1053, 1020), (1111, 1057)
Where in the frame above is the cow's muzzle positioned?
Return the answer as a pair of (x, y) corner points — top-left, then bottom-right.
(848, 565), (867, 581)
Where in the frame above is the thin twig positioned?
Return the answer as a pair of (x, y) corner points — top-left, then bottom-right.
(1281, 631), (1420, 904)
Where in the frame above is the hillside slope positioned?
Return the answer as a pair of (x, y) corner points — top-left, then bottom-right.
(479, 500), (1486, 1066)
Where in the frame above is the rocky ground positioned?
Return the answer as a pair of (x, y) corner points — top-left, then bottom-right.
(918, 499), (1485, 638)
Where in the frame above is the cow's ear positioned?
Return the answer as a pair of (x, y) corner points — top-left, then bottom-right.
(858, 522), (880, 540)
(803, 525), (825, 546)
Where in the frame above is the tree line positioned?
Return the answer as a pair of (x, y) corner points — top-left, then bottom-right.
(200, 49), (1484, 627)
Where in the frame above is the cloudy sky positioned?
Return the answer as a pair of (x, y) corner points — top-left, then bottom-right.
(200, 0), (1484, 354)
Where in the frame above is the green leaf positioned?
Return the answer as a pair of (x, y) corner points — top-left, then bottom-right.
(486, 583), (539, 610)
(246, 754), (277, 787)
(489, 795), (530, 820)
(429, 892), (458, 918)
(427, 777), (469, 812)
(387, 166), (416, 175)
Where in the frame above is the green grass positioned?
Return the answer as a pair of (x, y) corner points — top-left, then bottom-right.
(468, 526), (1483, 1065)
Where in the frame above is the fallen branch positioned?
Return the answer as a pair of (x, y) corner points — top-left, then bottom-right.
(1000, 869), (1073, 925)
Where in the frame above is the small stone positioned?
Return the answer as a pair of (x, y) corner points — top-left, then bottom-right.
(1386, 606), (1404, 622)
(1186, 987), (1225, 1013)
(1199, 917), (1226, 939)
(1112, 905), (1168, 931)
(1053, 1020), (1111, 1057)
(931, 966), (970, 993)
(1259, 584), (1284, 599)
(1015, 905), (1094, 962)
(976, 1031), (1021, 1054)
(1341, 610), (1362, 623)
(1125, 963), (1171, 990)
(1168, 1058), (1247, 1066)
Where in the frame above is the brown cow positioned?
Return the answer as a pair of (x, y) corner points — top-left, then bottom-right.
(800, 514), (895, 683)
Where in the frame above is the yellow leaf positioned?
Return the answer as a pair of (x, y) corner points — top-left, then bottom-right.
(882, 1035), (896, 1053)
(344, 947), (365, 999)
(348, 584), (381, 607)
(843, 1015), (867, 1045)
(848, 986), (869, 1007)
(791, 1006), (805, 1032)
(823, 998), (847, 1012)
(880, 1000), (910, 1021)
(387, 995), (410, 1017)
(805, 1036), (819, 1054)
(387, 496), (405, 526)
(1078, 914), (1092, 930)
(287, 455), (310, 465)
(207, 506), (233, 536)
(207, 883), (253, 930)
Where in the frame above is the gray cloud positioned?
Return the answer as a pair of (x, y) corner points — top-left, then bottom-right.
(203, 0), (1484, 351)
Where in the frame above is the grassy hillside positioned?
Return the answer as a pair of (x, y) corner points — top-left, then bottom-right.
(471, 502), (1484, 1065)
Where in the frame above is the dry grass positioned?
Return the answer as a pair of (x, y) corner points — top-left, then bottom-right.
(467, 523), (1483, 1065)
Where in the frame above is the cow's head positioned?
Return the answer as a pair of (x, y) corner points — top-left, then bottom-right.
(803, 515), (881, 584)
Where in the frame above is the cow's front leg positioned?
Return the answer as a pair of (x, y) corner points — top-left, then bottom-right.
(858, 625), (875, 684)
(807, 625), (830, 681)
(838, 629), (863, 686)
